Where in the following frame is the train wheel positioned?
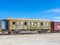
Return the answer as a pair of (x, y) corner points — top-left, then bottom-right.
(51, 30), (54, 33)
(41, 30), (47, 33)
(12, 31), (17, 35)
(38, 31), (41, 33)
(8, 32), (11, 35)
(16, 31), (20, 34)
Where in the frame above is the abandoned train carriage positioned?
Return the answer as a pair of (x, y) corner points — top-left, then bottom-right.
(51, 22), (60, 32)
(3, 18), (51, 34)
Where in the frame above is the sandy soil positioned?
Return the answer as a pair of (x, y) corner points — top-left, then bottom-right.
(0, 33), (60, 45)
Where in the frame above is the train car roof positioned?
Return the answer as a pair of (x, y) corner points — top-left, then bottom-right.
(3, 18), (50, 21)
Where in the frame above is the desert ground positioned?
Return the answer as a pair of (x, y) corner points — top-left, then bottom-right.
(0, 32), (60, 45)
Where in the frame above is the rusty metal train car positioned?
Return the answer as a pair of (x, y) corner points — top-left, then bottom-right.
(0, 18), (60, 34)
(51, 22), (60, 32)
(3, 18), (51, 34)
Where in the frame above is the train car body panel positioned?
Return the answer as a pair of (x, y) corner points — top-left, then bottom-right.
(4, 18), (51, 32)
(54, 22), (60, 30)
(51, 22), (60, 32)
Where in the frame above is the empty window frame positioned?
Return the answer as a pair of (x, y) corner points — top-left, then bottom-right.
(43, 22), (49, 25)
(34, 22), (37, 25)
(24, 22), (27, 25)
(41, 22), (43, 25)
(21, 21), (23, 25)
(13, 21), (16, 25)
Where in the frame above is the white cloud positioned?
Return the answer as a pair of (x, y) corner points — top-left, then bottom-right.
(53, 17), (60, 19)
(40, 8), (60, 22)
(52, 20), (60, 22)
(52, 16), (60, 22)
(42, 8), (60, 13)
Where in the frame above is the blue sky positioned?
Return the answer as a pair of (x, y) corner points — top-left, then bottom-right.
(0, 0), (60, 21)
